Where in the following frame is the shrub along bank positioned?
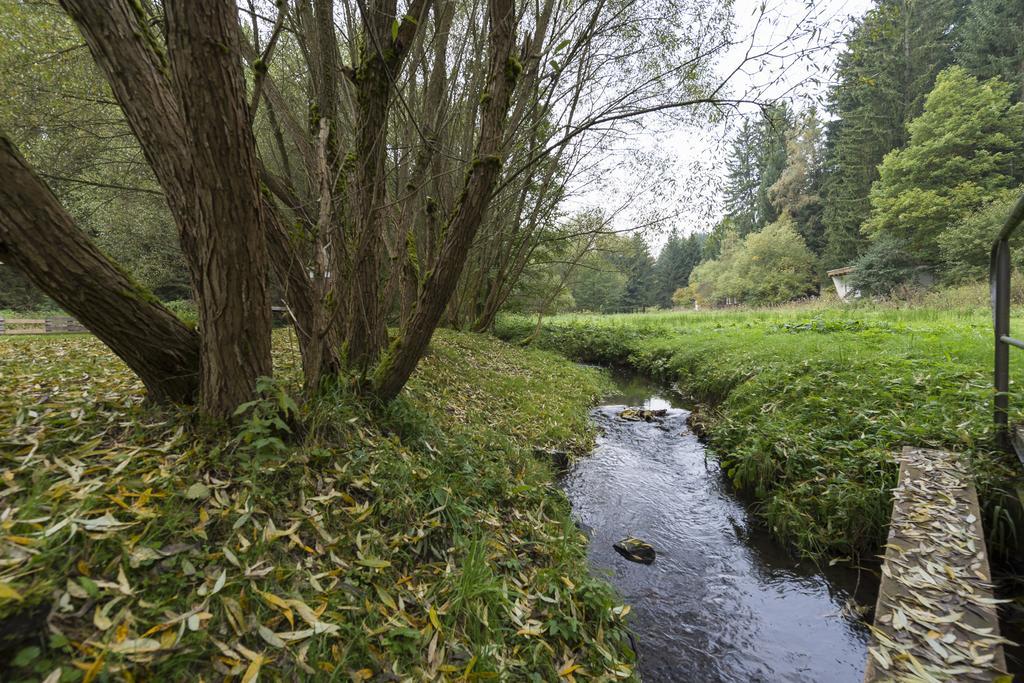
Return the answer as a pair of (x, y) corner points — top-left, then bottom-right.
(0, 330), (635, 681)
(496, 308), (1024, 561)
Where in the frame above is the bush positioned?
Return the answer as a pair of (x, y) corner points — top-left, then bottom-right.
(689, 216), (817, 306)
(938, 188), (1024, 282)
(848, 233), (926, 296)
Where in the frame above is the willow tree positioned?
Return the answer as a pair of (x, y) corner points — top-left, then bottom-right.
(0, 0), (520, 410)
(1, 0), (271, 417)
(1, 0), (832, 412)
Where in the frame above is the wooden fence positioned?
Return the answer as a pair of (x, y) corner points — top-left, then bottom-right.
(0, 317), (88, 335)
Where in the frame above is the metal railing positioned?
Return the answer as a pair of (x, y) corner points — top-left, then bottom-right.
(990, 193), (1024, 453)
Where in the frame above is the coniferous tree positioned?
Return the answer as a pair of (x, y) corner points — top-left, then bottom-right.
(618, 233), (656, 311)
(863, 66), (1024, 265)
(955, 0), (1024, 101)
(753, 103), (791, 232)
(821, 0), (964, 268)
(769, 109), (826, 256)
(653, 230), (703, 307)
(723, 119), (761, 236)
(722, 105), (791, 238)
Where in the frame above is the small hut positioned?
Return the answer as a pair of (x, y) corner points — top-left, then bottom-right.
(827, 266), (859, 301)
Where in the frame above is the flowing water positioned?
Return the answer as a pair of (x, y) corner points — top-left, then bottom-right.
(564, 372), (878, 682)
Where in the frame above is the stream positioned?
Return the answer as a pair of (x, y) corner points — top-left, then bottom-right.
(564, 372), (879, 682)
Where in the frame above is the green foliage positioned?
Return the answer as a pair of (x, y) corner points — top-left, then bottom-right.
(821, 0), (963, 268)
(955, 0), (1024, 102)
(938, 188), (1024, 282)
(162, 298), (198, 325)
(722, 104), (791, 236)
(232, 376), (299, 468)
(616, 234), (656, 311)
(570, 253), (627, 313)
(864, 67), (1024, 264)
(0, 266), (50, 311)
(689, 216), (817, 305)
(652, 229), (703, 308)
(566, 232), (657, 313)
(0, 331), (635, 679)
(769, 109), (827, 256)
(847, 233), (924, 296)
(496, 306), (1024, 561)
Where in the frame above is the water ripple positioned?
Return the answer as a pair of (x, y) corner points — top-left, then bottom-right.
(564, 378), (877, 682)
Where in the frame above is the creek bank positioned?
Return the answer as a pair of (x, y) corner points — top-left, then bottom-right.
(494, 312), (1024, 564)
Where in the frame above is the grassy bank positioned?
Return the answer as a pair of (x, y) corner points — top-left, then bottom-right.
(496, 306), (1024, 561)
(0, 331), (635, 681)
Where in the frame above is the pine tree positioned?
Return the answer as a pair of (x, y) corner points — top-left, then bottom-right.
(754, 103), (791, 231)
(722, 104), (791, 237)
(654, 230), (703, 307)
(723, 119), (761, 235)
(956, 0), (1024, 101)
(618, 233), (656, 311)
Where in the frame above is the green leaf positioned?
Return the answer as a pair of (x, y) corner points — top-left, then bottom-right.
(357, 558), (391, 568)
(77, 576), (99, 599)
(185, 482), (210, 500)
(391, 19), (399, 42)
(12, 645), (40, 667)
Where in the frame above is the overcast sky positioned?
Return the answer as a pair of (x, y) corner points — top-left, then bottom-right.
(569, 0), (875, 252)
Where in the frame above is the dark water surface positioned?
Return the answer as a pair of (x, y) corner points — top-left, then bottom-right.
(564, 372), (878, 682)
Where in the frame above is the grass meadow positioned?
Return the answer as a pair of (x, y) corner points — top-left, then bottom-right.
(496, 299), (1024, 563)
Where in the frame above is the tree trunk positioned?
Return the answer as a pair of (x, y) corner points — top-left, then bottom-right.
(165, 0), (273, 417)
(62, 0), (273, 417)
(343, 0), (433, 374)
(373, 0), (519, 400)
(0, 135), (200, 404)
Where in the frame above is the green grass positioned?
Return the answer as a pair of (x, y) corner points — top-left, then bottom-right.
(0, 330), (635, 681)
(496, 303), (1024, 561)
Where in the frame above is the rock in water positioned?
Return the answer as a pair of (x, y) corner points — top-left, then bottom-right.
(613, 537), (656, 564)
(617, 408), (668, 423)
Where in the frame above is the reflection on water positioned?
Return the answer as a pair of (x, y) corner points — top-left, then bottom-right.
(564, 372), (878, 682)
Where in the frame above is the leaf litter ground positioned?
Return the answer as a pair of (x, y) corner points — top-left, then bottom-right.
(0, 330), (636, 681)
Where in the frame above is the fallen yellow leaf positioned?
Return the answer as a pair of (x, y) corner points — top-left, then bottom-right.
(0, 581), (23, 602)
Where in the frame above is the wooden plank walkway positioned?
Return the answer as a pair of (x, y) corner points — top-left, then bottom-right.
(865, 447), (1009, 682)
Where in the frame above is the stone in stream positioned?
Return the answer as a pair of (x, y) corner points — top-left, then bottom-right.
(617, 408), (668, 423)
(613, 537), (656, 564)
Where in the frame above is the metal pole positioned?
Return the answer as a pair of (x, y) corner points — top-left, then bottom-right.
(994, 239), (1011, 449)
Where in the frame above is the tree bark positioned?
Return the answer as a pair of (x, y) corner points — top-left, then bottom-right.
(343, 0), (433, 373)
(62, 0), (274, 417)
(373, 0), (519, 400)
(165, 0), (273, 417)
(0, 135), (200, 403)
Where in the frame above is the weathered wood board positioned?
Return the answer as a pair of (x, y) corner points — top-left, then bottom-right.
(865, 447), (1009, 681)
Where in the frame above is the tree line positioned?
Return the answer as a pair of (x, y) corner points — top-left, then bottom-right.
(675, 0), (1024, 306)
(533, 0), (1024, 311)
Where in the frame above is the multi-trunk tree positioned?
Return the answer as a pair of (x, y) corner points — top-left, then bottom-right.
(0, 0), (519, 414)
(0, 0), (823, 416)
